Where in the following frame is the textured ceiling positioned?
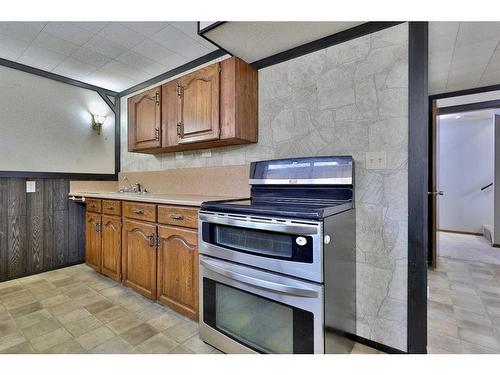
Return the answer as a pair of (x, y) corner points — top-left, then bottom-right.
(0, 22), (218, 92)
(429, 22), (500, 95)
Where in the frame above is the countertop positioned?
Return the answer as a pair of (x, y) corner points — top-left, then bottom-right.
(68, 191), (245, 207)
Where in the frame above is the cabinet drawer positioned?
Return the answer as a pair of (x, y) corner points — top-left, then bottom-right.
(158, 205), (198, 229)
(102, 200), (121, 216)
(86, 198), (102, 213)
(123, 202), (156, 222)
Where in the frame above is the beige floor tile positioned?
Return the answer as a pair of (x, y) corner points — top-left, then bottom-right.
(0, 303), (5, 313)
(76, 326), (116, 350)
(0, 311), (11, 324)
(3, 291), (36, 310)
(99, 285), (129, 298)
(428, 332), (462, 353)
(0, 341), (35, 354)
(107, 313), (143, 334)
(30, 327), (73, 352)
(21, 317), (61, 339)
(15, 309), (52, 329)
(94, 305), (129, 324)
(9, 301), (43, 318)
(182, 335), (216, 354)
(0, 320), (18, 338)
(458, 328), (500, 350)
(427, 317), (459, 338)
(163, 319), (198, 343)
(89, 336), (135, 354)
(84, 300), (115, 314)
(169, 345), (194, 354)
(120, 323), (157, 346)
(47, 300), (82, 316)
(350, 343), (383, 354)
(135, 333), (177, 354)
(44, 339), (86, 354)
(0, 332), (27, 352)
(57, 308), (92, 324)
(134, 303), (168, 322)
(0, 285), (23, 298)
(461, 341), (499, 354)
(39, 294), (72, 308)
(62, 315), (103, 337)
(147, 312), (182, 331)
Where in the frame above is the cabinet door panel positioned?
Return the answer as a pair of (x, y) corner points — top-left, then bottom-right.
(128, 87), (161, 151)
(101, 215), (122, 282)
(122, 219), (157, 299)
(157, 225), (198, 320)
(85, 212), (101, 272)
(177, 63), (220, 144)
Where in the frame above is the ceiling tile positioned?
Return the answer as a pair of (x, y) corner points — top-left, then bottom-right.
(33, 31), (79, 56)
(455, 22), (500, 47)
(115, 50), (167, 75)
(84, 35), (129, 59)
(86, 67), (139, 92)
(151, 25), (210, 60)
(17, 44), (66, 71)
(0, 34), (29, 56)
(131, 38), (185, 66)
(0, 46), (22, 61)
(70, 46), (111, 68)
(72, 22), (110, 33)
(0, 22), (46, 43)
(43, 22), (95, 45)
(52, 57), (98, 80)
(170, 21), (198, 37)
(101, 60), (152, 82)
(99, 23), (146, 49)
(119, 22), (170, 37)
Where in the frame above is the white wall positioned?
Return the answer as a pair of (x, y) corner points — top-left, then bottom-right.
(438, 114), (495, 233)
(0, 65), (115, 174)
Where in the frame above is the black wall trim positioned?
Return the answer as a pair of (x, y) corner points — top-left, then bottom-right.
(197, 21), (233, 56)
(0, 172), (117, 180)
(249, 22), (404, 70)
(348, 333), (406, 354)
(0, 57), (118, 96)
(119, 49), (227, 97)
(437, 99), (500, 115)
(430, 83), (500, 100)
(407, 22), (429, 354)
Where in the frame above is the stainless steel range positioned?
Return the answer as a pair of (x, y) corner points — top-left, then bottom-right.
(198, 156), (356, 354)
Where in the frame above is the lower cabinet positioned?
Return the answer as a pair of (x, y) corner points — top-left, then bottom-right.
(85, 212), (102, 272)
(101, 215), (122, 282)
(122, 219), (158, 300)
(157, 225), (199, 320)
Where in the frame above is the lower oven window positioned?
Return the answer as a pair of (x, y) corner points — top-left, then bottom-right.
(203, 278), (314, 354)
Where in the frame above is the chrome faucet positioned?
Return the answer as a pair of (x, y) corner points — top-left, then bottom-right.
(120, 177), (143, 193)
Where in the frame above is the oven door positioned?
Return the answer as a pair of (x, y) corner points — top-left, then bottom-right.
(199, 212), (323, 282)
(199, 255), (324, 354)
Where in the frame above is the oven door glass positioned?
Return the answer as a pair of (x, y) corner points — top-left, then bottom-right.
(202, 223), (313, 263)
(203, 278), (314, 354)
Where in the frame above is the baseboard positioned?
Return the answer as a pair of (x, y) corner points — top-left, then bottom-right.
(438, 229), (483, 236)
(347, 333), (407, 354)
(493, 243), (500, 248)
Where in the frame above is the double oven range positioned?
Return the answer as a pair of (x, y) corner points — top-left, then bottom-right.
(198, 156), (356, 354)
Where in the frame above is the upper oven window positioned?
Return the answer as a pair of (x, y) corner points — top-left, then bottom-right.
(202, 223), (313, 263)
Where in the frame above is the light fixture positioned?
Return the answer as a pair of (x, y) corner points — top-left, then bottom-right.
(91, 114), (106, 135)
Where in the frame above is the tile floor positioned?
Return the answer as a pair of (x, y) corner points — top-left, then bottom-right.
(0, 263), (376, 354)
(428, 233), (500, 354)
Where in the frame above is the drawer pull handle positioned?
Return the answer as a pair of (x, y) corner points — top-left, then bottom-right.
(106, 207), (114, 210)
(170, 214), (184, 220)
(90, 204), (96, 208)
(132, 208), (144, 214)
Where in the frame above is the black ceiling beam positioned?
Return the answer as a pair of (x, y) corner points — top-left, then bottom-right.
(437, 99), (500, 115)
(250, 21), (404, 70)
(430, 83), (500, 100)
(0, 57), (118, 96)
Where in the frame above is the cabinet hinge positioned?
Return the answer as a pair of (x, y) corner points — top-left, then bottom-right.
(155, 127), (160, 141)
(176, 84), (183, 97)
(155, 234), (160, 249)
(176, 122), (182, 137)
(155, 92), (160, 105)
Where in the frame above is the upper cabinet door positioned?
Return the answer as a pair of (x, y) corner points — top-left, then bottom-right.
(177, 63), (220, 144)
(128, 86), (161, 151)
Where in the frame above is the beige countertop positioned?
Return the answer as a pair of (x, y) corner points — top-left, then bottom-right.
(69, 191), (245, 207)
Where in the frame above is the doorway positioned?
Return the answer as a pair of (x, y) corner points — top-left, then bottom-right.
(427, 96), (500, 353)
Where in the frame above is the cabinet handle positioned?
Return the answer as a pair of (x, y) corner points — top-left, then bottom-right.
(132, 208), (144, 215)
(155, 127), (160, 141)
(176, 122), (182, 136)
(95, 222), (101, 233)
(155, 92), (160, 105)
(106, 207), (114, 210)
(170, 214), (184, 220)
(148, 234), (159, 248)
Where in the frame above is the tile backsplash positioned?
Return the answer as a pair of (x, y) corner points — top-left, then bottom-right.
(121, 23), (409, 351)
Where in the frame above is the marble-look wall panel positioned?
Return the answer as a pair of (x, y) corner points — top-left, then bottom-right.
(120, 23), (409, 351)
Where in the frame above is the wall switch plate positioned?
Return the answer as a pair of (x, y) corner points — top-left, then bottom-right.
(366, 151), (387, 170)
(201, 150), (212, 158)
(26, 181), (36, 193)
(175, 152), (184, 160)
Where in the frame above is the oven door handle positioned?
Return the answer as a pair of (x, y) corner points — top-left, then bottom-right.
(199, 213), (319, 235)
(200, 258), (319, 298)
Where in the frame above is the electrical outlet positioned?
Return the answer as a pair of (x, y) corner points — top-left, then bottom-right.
(26, 181), (36, 193)
(201, 150), (212, 158)
(175, 152), (184, 160)
(366, 152), (387, 170)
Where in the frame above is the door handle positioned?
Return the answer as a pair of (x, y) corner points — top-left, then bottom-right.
(428, 191), (444, 196)
(200, 258), (318, 298)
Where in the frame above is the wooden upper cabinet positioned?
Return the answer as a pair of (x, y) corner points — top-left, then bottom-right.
(128, 86), (161, 151)
(85, 212), (101, 272)
(122, 219), (157, 299)
(157, 225), (199, 320)
(177, 63), (220, 144)
(101, 215), (122, 282)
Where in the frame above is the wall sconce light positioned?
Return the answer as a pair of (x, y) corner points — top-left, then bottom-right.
(91, 114), (106, 135)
